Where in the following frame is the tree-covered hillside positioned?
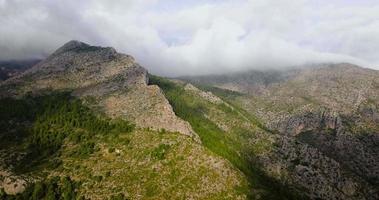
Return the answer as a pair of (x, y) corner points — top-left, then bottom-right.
(0, 91), (248, 199)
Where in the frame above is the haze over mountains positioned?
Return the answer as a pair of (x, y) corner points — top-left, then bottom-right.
(0, 40), (378, 200)
(1, 0), (379, 75)
(0, 59), (41, 81)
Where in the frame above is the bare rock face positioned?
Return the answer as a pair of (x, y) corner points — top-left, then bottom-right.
(101, 85), (199, 141)
(292, 113), (378, 182)
(0, 40), (198, 140)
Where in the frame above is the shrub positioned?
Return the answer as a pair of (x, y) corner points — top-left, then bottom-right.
(151, 144), (170, 160)
(93, 175), (103, 182)
(72, 142), (96, 158)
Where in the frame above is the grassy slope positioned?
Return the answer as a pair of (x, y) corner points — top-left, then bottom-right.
(55, 129), (248, 199)
(149, 75), (301, 200)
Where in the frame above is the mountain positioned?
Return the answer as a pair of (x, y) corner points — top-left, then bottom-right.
(0, 59), (41, 81)
(1, 41), (378, 200)
(1, 40), (197, 139)
(179, 63), (379, 199)
(0, 41), (246, 199)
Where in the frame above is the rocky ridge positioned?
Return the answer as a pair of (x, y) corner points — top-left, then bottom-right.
(0, 40), (198, 140)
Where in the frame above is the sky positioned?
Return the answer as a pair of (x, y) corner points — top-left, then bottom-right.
(0, 0), (379, 76)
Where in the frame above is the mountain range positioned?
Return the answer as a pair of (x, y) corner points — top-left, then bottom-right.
(0, 41), (378, 200)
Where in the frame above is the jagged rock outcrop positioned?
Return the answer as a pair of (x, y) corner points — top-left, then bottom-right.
(0, 40), (199, 140)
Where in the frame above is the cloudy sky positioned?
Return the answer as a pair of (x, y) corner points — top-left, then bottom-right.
(1, 0), (379, 76)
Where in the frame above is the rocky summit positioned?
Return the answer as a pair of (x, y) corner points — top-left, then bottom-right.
(0, 41), (378, 200)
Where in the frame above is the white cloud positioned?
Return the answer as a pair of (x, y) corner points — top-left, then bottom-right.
(0, 0), (378, 76)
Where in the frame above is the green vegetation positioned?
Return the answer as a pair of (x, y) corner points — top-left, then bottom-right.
(57, 129), (248, 199)
(196, 84), (244, 99)
(195, 84), (275, 133)
(151, 144), (170, 160)
(110, 193), (127, 200)
(0, 91), (134, 173)
(1, 91), (246, 199)
(149, 75), (302, 199)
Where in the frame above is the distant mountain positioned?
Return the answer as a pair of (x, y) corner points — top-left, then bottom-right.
(0, 59), (41, 81)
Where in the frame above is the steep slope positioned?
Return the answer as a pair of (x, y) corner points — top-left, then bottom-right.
(0, 40), (197, 139)
(0, 41), (247, 199)
(179, 63), (379, 199)
(149, 76), (303, 200)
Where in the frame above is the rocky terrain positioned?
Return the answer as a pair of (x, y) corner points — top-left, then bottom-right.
(0, 40), (197, 139)
(181, 63), (379, 199)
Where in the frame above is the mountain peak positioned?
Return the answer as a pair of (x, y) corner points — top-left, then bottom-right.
(51, 40), (119, 57)
(53, 40), (90, 55)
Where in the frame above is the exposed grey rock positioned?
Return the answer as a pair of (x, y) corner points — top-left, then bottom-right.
(271, 136), (378, 200)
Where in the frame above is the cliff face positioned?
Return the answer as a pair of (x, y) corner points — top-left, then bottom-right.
(0, 40), (198, 140)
